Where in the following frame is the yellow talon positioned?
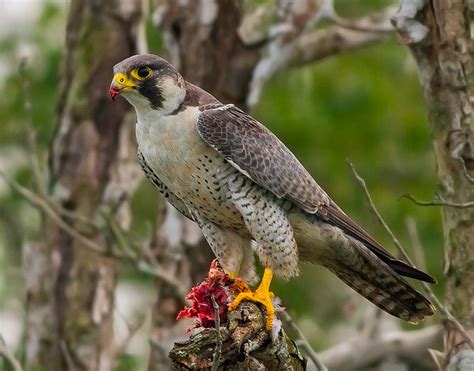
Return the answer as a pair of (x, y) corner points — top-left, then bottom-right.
(228, 268), (275, 330)
(228, 271), (238, 279)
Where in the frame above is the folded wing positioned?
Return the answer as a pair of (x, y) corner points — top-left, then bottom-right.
(196, 104), (436, 284)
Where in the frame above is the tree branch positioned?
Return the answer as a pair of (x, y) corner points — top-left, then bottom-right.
(211, 295), (222, 371)
(405, 217), (427, 272)
(169, 302), (306, 370)
(404, 193), (474, 209)
(18, 60), (46, 196)
(0, 334), (23, 371)
(247, 4), (396, 107)
(280, 311), (327, 371)
(318, 324), (442, 370)
(328, 13), (393, 33)
(0, 170), (188, 299)
(347, 160), (474, 349)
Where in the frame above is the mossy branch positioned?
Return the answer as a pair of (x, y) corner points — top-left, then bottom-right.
(169, 302), (307, 370)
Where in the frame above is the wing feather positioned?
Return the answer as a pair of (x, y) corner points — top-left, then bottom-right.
(322, 235), (435, 322)
(318, 203), (437, 283)
(196, 105), (330, 213)
(196, 105), (436, 284)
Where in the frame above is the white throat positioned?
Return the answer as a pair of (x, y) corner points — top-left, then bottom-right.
(124, 74), (186, 120)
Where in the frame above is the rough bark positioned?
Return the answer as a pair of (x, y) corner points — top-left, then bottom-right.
(24, 1), (141, 370)
(169, 302), (306, 370)
(154, 0), (261, 109)
(392, 0), (474, 368)
(319, 324), (442, 370)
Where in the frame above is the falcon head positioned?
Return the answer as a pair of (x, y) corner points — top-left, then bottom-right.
(110, 54), (185, 113)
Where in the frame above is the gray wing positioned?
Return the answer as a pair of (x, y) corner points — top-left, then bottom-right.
(196, 105), (331, 214)
(196, 105), (437, 284)
(138, 151), (194, 221)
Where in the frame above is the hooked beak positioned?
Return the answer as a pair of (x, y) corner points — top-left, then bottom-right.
(109, 73), (137, 100)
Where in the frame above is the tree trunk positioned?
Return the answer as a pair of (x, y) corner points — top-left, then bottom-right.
(24, 1), (141, 370)
(393, 0), (474, 368)
(154, 0), (261, 109)
(146, 1), (259, 369)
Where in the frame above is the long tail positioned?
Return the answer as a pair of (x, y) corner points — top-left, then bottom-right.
(324, 236), (435, 323)
(318, 203), (437, 284)
(293, 213), (436, 323)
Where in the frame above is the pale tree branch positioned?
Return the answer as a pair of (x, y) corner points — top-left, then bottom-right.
(59, 341), (75, 371)
(318, 324), (442, 369)
(404, 192), (474, 209)
(288, 21), (392, 69)
(111, 313), (147, 361)
(328, 14), (394, 33)
(0, 170), (188, 299)
(247, 4), (396, 107)
(18, 60), (46, 196)
(389, 0), (428, 44)
(347, 161), (474, 349)
(211, 295), (222, 371)
(281, 288), (441, 370)
(0, 170), (106, 254)
(246, 0), (328, 107)
(0, 334), (23, 371)
(280, 311), (328, 371)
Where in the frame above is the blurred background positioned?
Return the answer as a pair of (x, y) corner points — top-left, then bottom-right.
(0, 0), (444, 370)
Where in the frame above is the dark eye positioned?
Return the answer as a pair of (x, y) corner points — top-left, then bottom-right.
(137, 66), (151, 78)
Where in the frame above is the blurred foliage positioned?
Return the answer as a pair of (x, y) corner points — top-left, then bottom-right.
(0, 0), (443, 360)
(335, 0), (395, 16)
(0, 1), (65, 303)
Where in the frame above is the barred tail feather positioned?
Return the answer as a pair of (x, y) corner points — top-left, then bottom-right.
(323, 236), (435, 323)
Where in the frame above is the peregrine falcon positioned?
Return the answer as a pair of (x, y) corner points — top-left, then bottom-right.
(110, 54), (436, 329)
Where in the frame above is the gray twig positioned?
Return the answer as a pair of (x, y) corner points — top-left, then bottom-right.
(113, 313), (146, 358)
(347, 160), (474, 349)
(328, 14), (393, 33)
(346, 161), (407, 260)
(211, 295), (222, 371)
(60, 340), (76, 371)
(280, 311), (328, 371)
(0, 170), (187, 299)
(0, 334), (23, 371)
(404, 193), (474, 209)
(405, 217), (427, 272)
(18, 59), (46, 195)
(459, 158), (474, 185)
(0, 169), (106, 254)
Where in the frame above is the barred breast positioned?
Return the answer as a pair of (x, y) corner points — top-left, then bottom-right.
(136, 106), (247, 232)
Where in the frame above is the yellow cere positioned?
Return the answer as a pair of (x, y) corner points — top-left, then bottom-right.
(113, 73), (136, 88)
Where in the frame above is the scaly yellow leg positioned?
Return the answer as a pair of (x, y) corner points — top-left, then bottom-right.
(228, 271), (238, 279)
(228, 268), (275, 330)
